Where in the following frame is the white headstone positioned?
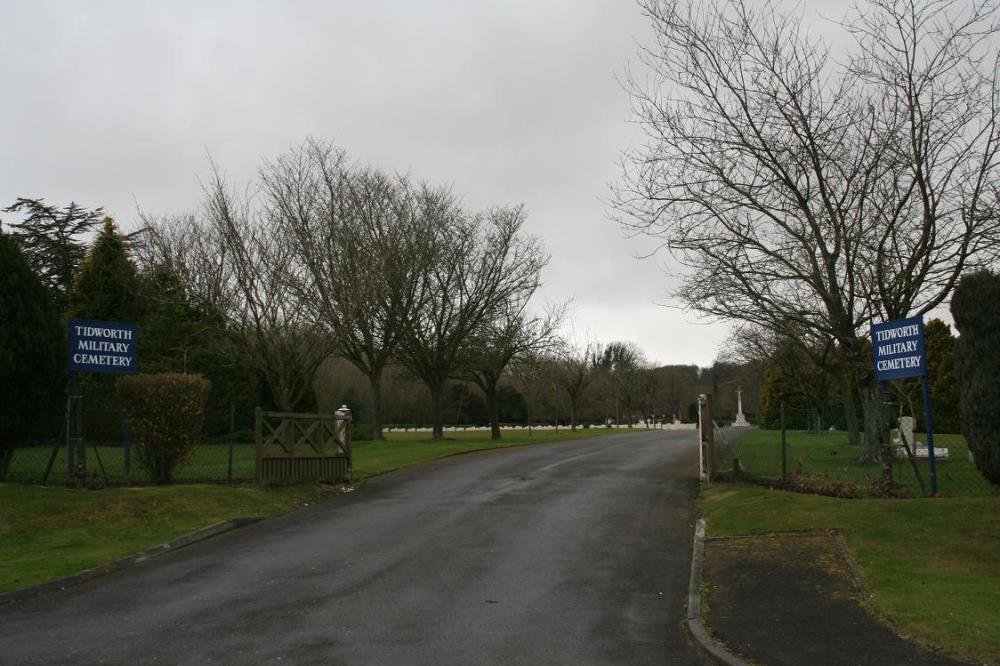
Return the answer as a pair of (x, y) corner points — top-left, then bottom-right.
(894, 415), (949, 458)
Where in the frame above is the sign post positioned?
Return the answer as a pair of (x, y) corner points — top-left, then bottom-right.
(871, 316), (936, 495)
(65, 319), (138, 480)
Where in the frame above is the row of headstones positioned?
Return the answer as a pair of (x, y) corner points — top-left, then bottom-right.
(383, 421), (697, 433)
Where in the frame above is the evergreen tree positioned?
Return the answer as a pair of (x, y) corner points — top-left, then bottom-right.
(952, 270), (1000, 486)
(0, 231), (63, 476)
(67, 218), (144, 440)
(2, 198), (104, 311)
(900, 319), (960, 434)
(67, 217), (143, 322)
(758, 365), (795, 430)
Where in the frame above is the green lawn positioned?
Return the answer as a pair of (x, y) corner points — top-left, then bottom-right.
(1, 426), (627, 593)
(0, 483), (335, 593)
(729, 429), (996, 497)
(5, 442), (256, 484)
(352, 427), (624, 478)
(6, 426), (627, 485)
(700, 485), (1000, 664)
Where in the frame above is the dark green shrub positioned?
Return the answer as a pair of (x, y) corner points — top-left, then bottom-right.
(118, 373), (210, 483)
(951, 270), (1000, 486)
(352, 423), (372, 442)
(0, 231), (63, 477)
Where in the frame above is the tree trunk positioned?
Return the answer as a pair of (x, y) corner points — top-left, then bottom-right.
(570, 401), (577, 432)
(368, 366), (384, 441)
(861, 382), (885, 462)
(485, 384), (501, 441)
(841, 368), (861, 446)
(837, 340), (864, 446)
(430, 383), (444, 441)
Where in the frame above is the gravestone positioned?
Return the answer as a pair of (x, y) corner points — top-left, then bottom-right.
(894, 416), (949, 459)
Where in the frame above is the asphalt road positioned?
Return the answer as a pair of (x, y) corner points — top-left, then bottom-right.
(1, 429), (709, 665)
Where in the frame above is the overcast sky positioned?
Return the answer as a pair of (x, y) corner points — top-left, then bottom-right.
(0, 1), (863, 367)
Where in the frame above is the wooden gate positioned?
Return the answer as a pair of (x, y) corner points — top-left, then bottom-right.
(255, 406), (353, 484)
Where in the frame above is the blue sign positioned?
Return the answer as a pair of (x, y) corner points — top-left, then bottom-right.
(871, 316), (926, 381)
(68, 318), (138, 374)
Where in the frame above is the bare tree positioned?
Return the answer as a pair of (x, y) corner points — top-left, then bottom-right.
(599, 341), (648, 427)
(135, 212), (229, 318)
(260, 139), (433, 439)
(615, 0), (1000, 458)
(201, 165), (332, 412)
(463, 300), (562, 440)
(400, 204), (548, 441)
(552, 340), (602, 431)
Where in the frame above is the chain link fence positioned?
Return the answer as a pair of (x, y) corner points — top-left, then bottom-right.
(3, 440), (257, 486)
(716, 403), (997, 497)
(2, 403), (258, 486)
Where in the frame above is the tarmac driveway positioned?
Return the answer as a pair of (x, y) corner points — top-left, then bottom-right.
(0, 429), (708, 665)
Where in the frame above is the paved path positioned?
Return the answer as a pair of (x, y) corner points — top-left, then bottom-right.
(0, 430), (709, 665)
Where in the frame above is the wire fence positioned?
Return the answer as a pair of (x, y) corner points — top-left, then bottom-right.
(3, 437), (258, 486)
(2, 417), (655, 486)
(715, 404), (997, 498)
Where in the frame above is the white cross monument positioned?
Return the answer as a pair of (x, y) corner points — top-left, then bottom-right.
(732, 387), (750, 427)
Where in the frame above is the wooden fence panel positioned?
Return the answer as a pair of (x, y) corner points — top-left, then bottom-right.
(255, 406), (352, 484)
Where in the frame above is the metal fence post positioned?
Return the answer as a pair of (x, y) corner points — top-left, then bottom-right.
(921, 377), (939, 496)
(254, 407), (263, 484)
(123, 414), (131, 477)
(781, 401), (787, 481)
(699, 393), (715, 483)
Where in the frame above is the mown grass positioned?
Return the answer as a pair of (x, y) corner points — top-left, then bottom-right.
(0, 483), (336, 593)
(729, 429), (996, 497)
(5, 426), (628, 485)
(700, 485), (1000, 664)
(353, 427), (624, 478)
(1, 426), (628, 593)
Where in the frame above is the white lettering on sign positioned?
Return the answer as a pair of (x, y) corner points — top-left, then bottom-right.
(873, 324), (920, 342)
(75, 340), (130, 353)
(877, 340), (918, 357)
(73, 325), (133, 340)
(876, 356), (923, 372)
(72, 353), (133, 366)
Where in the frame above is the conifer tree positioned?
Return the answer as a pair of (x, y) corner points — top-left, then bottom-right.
(0, 230), (63, 477)
(68, 217), (143, 322)
(67, 217), (144, 439)
(2, 198), (103, 311)
(952, 270), (1000, 486)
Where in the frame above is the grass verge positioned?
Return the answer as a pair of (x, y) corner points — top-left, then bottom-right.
(6, 426), (630, 484)
(0, 483), (336, 593)
(729, 429), (996, 497)
(699, 484), (1000, 664)
(1, 426), (628, 593)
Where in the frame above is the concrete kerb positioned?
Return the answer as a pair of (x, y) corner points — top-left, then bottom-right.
(0, 516), (263, 606)
(687, 518), (753, 666)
